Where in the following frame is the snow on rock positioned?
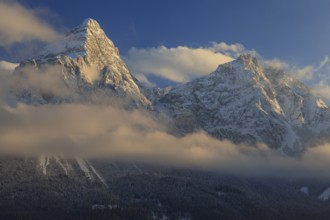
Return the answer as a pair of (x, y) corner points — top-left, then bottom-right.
(37, 155), (107, 186)
(155, 54), (330, 153)
(156, 54), (298, 150)
(54, 156), (73, 175)
(316, 98), (327, 109)
(86, 161), (108, 187)
(76, 157), (94, 180)
(92, 204), (121, 211)
(318, 187), (330, 201)
(92, 204), (106, 210)
(38, 155), (50, 175)
(39, 155), (71, 176)
(299, 186), (309, 195)
(75, 158), (107, 186)
(131, 162), (143, 174)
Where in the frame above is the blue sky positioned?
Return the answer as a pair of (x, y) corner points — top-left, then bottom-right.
(1, 0), (330, 94)
(2, 0), (330, 65)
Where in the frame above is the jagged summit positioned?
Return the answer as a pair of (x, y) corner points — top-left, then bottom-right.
(15, 18), (151, 107)
(215, 54), (265, 81)
(81, 18), (100, 28)
(266, 67), (329, 128)
(237, 54), (261, 69)
(36, 18), (118, 64)
(237, 53), (257, 63)
(155, 54), (330, 153)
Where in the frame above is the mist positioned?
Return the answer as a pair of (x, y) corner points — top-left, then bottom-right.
(1, 66), (330, 180)
(0, 0), (61, 47)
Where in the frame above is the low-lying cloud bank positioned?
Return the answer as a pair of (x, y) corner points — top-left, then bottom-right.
(1, 101), (330, 179)
(1, 68), (330, 179)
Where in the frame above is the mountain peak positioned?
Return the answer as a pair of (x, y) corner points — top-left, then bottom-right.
(237, 54), (258, 65)
(214, 54), (265, 82)
(81, 18), (100, 29)
(18, 18), (152, 108)
(236, 54), (262, 72)
(36, 18), (115, 61)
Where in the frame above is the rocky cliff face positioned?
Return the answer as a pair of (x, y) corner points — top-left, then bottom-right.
(155, 55), (330, 154)
(14, 18), (151, 108)
(266, 67), (330, 132)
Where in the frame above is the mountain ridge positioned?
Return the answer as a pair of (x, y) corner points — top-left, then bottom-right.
(12, 18), (330, 154)
(3, 18), (330, 219)
(155, 54), (330, 153)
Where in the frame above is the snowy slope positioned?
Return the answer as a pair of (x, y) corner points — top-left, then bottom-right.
(155, 55), (330, 153)
(318, 187), (330, 201)
(266, 67), (330, 134)
(300, 186), (309, 195)
(38, 155), (107, 186)
(14, 18), (151, 108)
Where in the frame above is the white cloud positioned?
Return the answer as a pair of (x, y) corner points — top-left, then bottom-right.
(319, 55), (329, 69)
(134, 73), (156, 87)
(262, 55), (330, 104)
(294, 65), (315, 81)
(1, 64), (74, 101)
(0, 1), (61, 47)
(0, 61), (18, 75)
(80, 64), (101, 83)
(124, 42), (259, 84)
(125, 44), (234, 83)
(263, 58), (289, 69)
(209, 42), (258, 58)
(289, 56), (330, 103)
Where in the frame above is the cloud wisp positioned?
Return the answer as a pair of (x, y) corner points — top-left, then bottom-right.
(125, 43), (235, 83)
(0, 1), (61, 47)
(0, 61), (18, 75)
(124, 42), (256, 85)
(264, 55), (330, 103)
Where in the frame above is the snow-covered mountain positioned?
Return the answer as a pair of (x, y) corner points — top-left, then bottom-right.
(5, 18), (330, 219)
(14, 18), (151, 108)
(12, 19), (155, 180)
(266, 67), (330, 131)
(11, 18), (330, 158)
(155, 55), (330, 154)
